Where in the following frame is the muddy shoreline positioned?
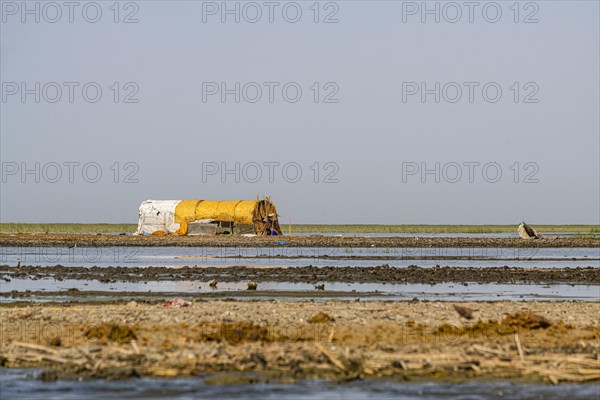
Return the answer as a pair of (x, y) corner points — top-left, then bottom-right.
(2, 235), (598, 384)
(1, 301), (598, 384)
(1, 234), (598, 248)
(3, 265), (599, 285)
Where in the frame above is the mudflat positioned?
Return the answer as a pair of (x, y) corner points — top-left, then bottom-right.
(3, 265), (600, 285)
(1, 233), (598, 248)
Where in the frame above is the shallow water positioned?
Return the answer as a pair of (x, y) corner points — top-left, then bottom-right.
(2, 247), (598, 269)
(2, 278), (599, 302)
(2, 245), (598, 302)
(1, 368), (598, 399)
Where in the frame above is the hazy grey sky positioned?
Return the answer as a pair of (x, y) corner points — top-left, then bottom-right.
(1, 1), (598, 224)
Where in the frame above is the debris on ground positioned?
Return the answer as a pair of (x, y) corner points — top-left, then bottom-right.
(308, 311), (334, 323)
(162, 298), (192, 308)
(503, 311), (552, 329)
(84, 323), (137, 344)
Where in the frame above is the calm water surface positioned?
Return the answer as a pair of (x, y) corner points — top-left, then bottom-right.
(1, 369), (598, 400)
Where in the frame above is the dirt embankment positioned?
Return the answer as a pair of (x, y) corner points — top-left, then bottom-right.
(2, 265), (600, 285)
(0, 301), (598, 384)
(1, 234), (598, 248)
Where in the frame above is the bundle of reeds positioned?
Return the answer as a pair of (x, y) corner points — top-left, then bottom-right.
(252, 196), (282, 235)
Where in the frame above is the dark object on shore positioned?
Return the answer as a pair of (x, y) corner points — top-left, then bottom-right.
(453, 305), (475, 320)
(503, 311), (552, 329)
(518, 222), (541, 240)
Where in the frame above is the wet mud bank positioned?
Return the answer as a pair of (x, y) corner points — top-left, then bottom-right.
(1, 234), (598, 248)
(2, 265), (599, 285)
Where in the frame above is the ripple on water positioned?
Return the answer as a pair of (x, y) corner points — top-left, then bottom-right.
(1, 368), (599, 400)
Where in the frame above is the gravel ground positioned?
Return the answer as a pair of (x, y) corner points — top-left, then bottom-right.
(1, 301), (598, 384)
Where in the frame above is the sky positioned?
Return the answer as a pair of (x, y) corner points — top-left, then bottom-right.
(1, 0), (599, 224)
